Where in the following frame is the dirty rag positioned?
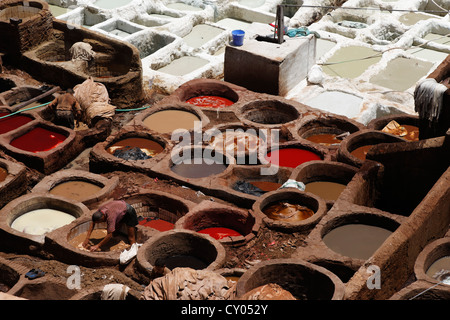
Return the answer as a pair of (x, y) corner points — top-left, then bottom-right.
(101, 283), (130, 300)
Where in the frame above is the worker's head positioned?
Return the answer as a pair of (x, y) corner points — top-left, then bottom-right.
(66, 88), (74, 95)
(92, 210), (106, 223)
(153, 258), (166, 275)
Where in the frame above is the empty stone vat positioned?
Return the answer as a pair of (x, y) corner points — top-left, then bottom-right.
(252, 188), (327, 232)
(8, 277), (75, 300)
(414, 237), (450, 286)
(290, 160), (358, 206)
(0, 194), (90, 253)
(337, 130), (405, 167)
(236, 258), (345, 300)
(0, 256), (22, 295)
(136, 229), (226, 278)
(31, 169), (119, 208)
(239, 99), (300, 127)
(175, 200), (261, 246)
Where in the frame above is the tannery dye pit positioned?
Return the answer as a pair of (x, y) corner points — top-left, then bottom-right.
(0, 0), (449, 306)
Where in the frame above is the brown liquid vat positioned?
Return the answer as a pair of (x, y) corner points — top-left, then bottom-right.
(135, 229), (226, 281)
(31, 169), (119, 208)
(89, 127), (173, 175)
(131, 103), (210, 139)
(235, 258), (345, 300)
(337, 129), (405, 168)
(367, 114), (420, 142)
(252, 188), (328, 233)
(290, 160), (359, 208)
(0, 158), (27, 208)
(295, 208), (405, 271)
(174, 200), (262, 247)
(0, 193), (90, 255)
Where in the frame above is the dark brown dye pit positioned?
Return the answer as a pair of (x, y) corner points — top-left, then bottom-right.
(263, 202), (314, 222)
(161, 255), (208, 270)
(171, 158), (227, 178)
(350, 145), (373, 161)
(305, 133), (342, 146)
(249, 181), (282, 192)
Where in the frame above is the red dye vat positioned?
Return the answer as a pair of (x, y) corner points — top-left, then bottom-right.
(265, 148), (321, 168)
(0, 112), (33, 134)
(10, 127), (66, 153)
(198, 227), (242, 240)
(139, 218), (174, 232)
(186, 96), (234, 108)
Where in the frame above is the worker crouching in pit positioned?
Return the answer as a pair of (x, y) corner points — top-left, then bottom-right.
(82, 200), (138, 252)
(47, 88), (82, 129)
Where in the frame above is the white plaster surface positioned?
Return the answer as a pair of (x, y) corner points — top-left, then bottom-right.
(46, 0), (450, 123)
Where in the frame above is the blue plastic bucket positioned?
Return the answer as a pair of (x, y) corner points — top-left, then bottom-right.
(231, 29), (245, 46)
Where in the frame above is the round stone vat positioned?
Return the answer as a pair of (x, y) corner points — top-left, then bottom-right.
(337, 130), (405, 167)
(414, 237), (450, 286)
(137, 104), (209, 137)
(1, 122), (76, 174)
(260, 141), (326, 169)
(205, 123), (267, 165)
(0, 256), (22, 295)
(252, 189), (328, 232)
(89, 128), (171, 173)
(321, 212), (400, 261)
(45, 217), (154, 267)
(389, 280), (450, 300)
(174, 201), (261, 246)
(123, 191), (195, 232)
(173, 78), (241, 109)
(32, 169), (119, 208)
(367, 114), (420, 142)
(215, 267), (246, 285)
(290, 160), (359, 207)
(8, 278), (75, 300)
(220, 165), (293, 208)
(169, 145), (234, 179)
(239, 99), (300, 127)
(236, 258), (345, 300)
(136, 230), (226, 278)
(0, 193), (89, 253)
(296, 116), (362, 147)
